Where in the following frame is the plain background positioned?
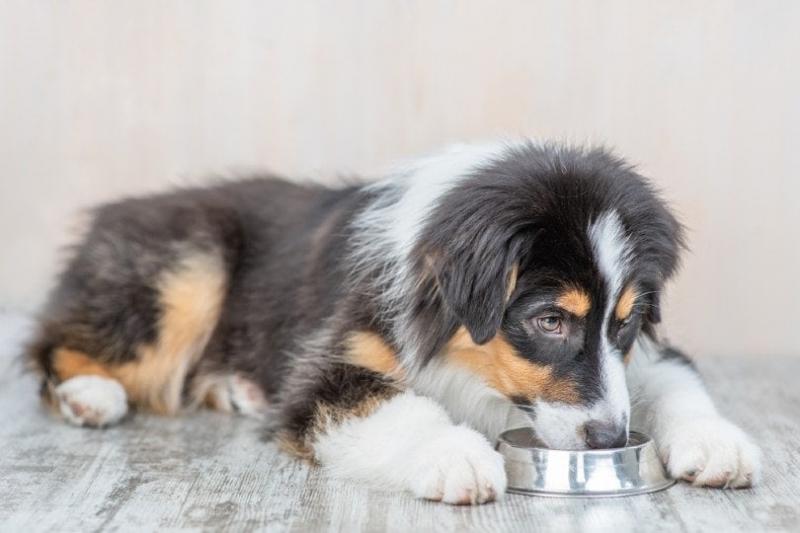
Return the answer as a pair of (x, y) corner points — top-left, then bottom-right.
(1, 1), (798, 358)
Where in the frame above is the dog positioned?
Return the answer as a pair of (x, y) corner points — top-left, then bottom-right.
(28, 141), (760, 504)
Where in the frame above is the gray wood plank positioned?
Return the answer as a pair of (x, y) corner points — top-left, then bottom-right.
(0, 312), (798, 532)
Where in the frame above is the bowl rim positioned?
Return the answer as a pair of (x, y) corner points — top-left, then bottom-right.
(497, 427), (653, 455)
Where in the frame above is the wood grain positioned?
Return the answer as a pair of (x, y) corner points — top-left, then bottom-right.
(0, 312), (798, 532)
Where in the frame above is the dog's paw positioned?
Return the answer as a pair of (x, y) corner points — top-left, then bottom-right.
(204, 374), (269, 417)
(658, 415), (761, 488)
(409, 425), (507, 505)
(228, 375), (269, 417)
(55, 375), (128, 428)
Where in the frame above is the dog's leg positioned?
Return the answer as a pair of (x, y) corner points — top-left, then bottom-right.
(278, 366), (506, 505)
(315, 391), (506, 504)
(627, 335), (761, 488)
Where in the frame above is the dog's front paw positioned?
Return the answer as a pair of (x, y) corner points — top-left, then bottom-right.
(658, 415), (761, 488)
(409, 425), (507, 505)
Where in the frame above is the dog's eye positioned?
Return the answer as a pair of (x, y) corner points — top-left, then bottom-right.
(537, 316), (563, 335)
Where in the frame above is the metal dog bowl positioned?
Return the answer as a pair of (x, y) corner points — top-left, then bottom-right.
(497, 428), (675, 497)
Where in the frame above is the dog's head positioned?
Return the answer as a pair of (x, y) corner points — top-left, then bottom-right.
(412, 143), (684, 449)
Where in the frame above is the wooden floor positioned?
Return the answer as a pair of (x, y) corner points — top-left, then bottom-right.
(1, 312), (798, 532)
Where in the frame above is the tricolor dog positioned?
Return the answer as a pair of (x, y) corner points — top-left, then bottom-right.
(29, 141), (760, 504)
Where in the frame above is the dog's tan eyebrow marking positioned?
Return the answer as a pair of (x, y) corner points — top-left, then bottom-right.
(615, 285), (637, 321)
(556, 288), (591, 318)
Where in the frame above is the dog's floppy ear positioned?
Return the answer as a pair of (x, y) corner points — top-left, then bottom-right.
(429, 235), (523, 345)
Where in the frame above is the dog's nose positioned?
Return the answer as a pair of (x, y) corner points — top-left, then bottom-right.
(583, 420), (628, 449)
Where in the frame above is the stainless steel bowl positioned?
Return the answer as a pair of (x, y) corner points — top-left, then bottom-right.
(497, 428), (675, 497)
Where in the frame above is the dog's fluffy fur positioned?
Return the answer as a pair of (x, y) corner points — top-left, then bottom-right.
(28, 141), (760, 504)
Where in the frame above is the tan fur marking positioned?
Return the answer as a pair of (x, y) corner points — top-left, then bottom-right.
(346, 332), (402, 377)
(114, 253), (227, 414)
(616, 285), (637, 321)
(444, 327), (579, 403)
(506, 263), (519, 302)
(53, 348), (113, 381)
(556, 288), (591, 318)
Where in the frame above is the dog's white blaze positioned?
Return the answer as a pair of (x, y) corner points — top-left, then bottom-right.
(601, 336), (631, 430)
(588, 210), (633, 430)
(588, 210), (630, 295)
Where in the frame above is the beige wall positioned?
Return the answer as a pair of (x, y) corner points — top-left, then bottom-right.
(1, 1), (798, 357)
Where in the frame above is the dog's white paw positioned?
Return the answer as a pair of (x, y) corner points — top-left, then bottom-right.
(658, 415), (761, 488)
(203, 374), (269, 417)
(409, 425), (507, 505)
(55, 375), (128, 428)
(228, 375), (269, 417)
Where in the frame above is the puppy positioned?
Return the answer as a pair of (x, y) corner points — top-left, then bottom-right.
(28, 141), (760, 504)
